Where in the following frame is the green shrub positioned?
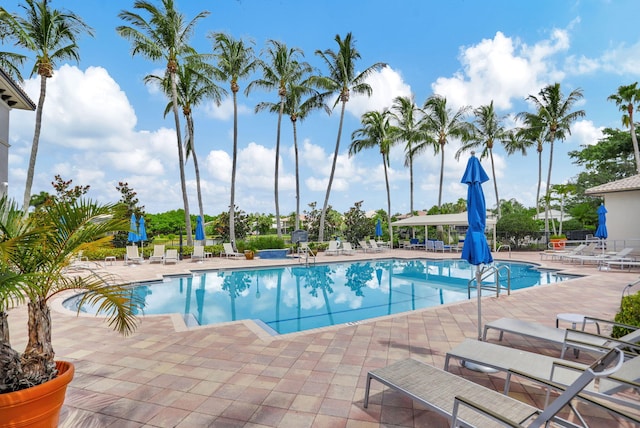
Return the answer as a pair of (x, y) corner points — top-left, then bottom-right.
(612, 291), (640, 338)
(247, 236), (286, 250)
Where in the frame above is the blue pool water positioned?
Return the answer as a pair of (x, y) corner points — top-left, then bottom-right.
(64, 259), (573, 335)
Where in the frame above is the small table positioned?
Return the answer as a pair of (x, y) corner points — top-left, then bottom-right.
(556, 313), (600, 334)
(104, 256), (116, 266)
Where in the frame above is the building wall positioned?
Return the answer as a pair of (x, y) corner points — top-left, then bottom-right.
(604, 190), (640, 244)
(0, 104), (9, 194)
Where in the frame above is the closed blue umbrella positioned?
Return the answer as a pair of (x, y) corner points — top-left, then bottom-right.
(461, 154), (493, 341)
(595, 204), (607, 254)
(375, 218), (383, 238)
(195, 215), (205, 241)
(128, 213), (139, 244)
(138, 217), (147, 252)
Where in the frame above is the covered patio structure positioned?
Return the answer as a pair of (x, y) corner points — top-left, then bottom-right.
(391, 212), (498, 250)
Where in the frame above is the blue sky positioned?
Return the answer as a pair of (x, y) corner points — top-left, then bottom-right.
(4, 0), (640, 215)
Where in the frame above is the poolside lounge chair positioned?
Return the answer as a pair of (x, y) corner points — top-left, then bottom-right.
(368, 239), (385, 252)
(540, 243), (586, 261)
(426, 240), (435, 251)
(325, 240), (341, 256)
(125, 245), (144, 265)
(364, 348), (625, 427)
(192, 245), (205, 262)
(483, 317), (640, 358)
(341, 242), (355, 255)
(567, 247), (635, 266)
(163, 249), (179, 264)
(149, 245), (165, 263)
(434, 240), (453, 252)
(358, 240), (374, 253)
(445, 338), (640, 414)
(223, 243), (243, 258)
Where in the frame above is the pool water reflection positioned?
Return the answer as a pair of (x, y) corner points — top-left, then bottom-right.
(65, 259), (572, 335)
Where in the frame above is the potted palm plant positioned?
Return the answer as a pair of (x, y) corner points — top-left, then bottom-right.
(0, 197), (140, 427)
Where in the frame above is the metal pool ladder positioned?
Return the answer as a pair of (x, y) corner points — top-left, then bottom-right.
(467, 265), (511, 298)
(298, 246), (316, 266)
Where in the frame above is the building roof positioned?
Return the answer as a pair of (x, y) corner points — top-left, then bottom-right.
(0, 67), (36, 111)
(391, 212), (497, 227)
(584, 174), (640, 196)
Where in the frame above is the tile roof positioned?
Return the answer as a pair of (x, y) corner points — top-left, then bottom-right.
(585, 174), (640, 195)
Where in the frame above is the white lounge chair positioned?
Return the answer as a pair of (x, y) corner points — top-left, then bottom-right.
(341, 242), (355, 255)
(125, 245), (144, 265)
(540, 243), (586, 261)
(358, 240), (374, 253)
(192, 245), (205, 262)
(325, 240), (341, 255)
(483, 317), (640, 358)
(445, 338), (640, 413)
(222, 243), (243, 258)
(149, 245), (165, 263)
(567, 247), (635, 265)
(163, 249), (179, 264)
(368, 239), (384, 252)
(364, 348), (625, 427)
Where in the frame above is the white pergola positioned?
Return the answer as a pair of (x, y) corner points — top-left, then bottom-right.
(391, 212), (497, 250)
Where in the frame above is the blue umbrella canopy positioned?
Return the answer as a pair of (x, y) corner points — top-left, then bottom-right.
(128, 213), (139, 243)
(461, 154), (493, 341)
(375, 218), (383, 237)
(461, 155), (493, 266)
(195, 215), (205, 241)
(595, 204), (607, 240)
(138, 217), (147, 242)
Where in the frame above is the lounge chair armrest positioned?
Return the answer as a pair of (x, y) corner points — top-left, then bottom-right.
(452, 395), (524, 428)
(583, 317), (639, 331)
(564, 328), (640, 353)
(508, 368), (568, 392)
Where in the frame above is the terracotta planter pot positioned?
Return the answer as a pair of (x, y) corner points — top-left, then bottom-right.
(0, 361), (75, 428)
(549, 238), (567, 250)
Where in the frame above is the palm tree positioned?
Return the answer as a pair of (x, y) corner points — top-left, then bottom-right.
(144, 61), (226, 223)
(249, 40), (312, 238)
(514, 111), (548, 216)
(349, 110), (396, 242)
(389, 95), (427, 219)
(117, 0), (209, 246)
(608, 82), (640, 174)
(455, 101), (508, 218)
(416, 95), (470, 209)
(311, 32), (386, 242)
(208, 32), (257, 246)
(0, 0), (93, 211)
(526, 83), (585, 237)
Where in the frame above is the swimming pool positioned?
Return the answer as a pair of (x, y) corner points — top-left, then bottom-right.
(64, 259), (574, 335)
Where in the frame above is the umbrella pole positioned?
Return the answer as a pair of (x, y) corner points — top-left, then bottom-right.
(476, 266), (482, 341)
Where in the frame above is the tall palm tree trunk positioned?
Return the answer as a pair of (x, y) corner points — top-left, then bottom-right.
(383, 154), (392, 245)
(536, 143), (542, 217)
(629, 114), (640, 174)
(22, 76), (48, 211)
(293, 119), (300, 231)
(188, 116), (204, 221)
(319, 101), (346, 242)
(229, 88), (239, 245)
(489, 149), (500, 218)
(274, 100), (284, 238)
(437, 143), (445, 208)
(170, 72), (192, 246)
(409, 151), (415, 238)
(544, 139), (555, 236)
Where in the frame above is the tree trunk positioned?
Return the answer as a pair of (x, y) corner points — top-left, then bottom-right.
(21, 299), (56, 385)
(22, 75), (48, 212)
(292, 118), (300, 231)
(629, 112), (640, 174)
(229, 90), (239, 245)
(409, 148), (415, 238)
(170, 72), (192, 246)
(438, 143), (445, 208)
(383, 154), (393, 246)
(0, 311), (9, 345)
(489, 149), (500, 218)
(274, 99), (284, 238)
(188, 115), (204, 221)
(319, 101), (346, 242)
(536, 142), (542, 217)
(544, 139), (555, 237)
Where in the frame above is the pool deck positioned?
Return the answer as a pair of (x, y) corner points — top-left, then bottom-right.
(7, 249), (640, 427)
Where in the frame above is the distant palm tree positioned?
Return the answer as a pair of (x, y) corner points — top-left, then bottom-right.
(208, 32), (257, 245)
(525, 83), (585, 236)
(608, 82), (640, 174)
(349, 110), (396, 241)
(514, 111), (548, 216)
(249, 40), (312, 238)
(117, 0), (209, 246)
(416, 95), (470, 209)
(0, 0), (93, 211)
(456, 101), (508, 218)
(145, 61), (226, 222)
(311, 32), (386, 242)
(389, 95), (427, 219)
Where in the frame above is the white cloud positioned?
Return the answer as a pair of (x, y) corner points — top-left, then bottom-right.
(204, 96), (252, 120)
(569, 120), (604, 146)
(347, 66), (412, 118)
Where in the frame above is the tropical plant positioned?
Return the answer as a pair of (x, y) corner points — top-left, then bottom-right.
(342, 201), (373, 245)
(250, 40), (312, 238)
(349, 110), (396, 241)
(208, 32), (258, 246)
(144, 60), (226, 223)
(117, 0), (209, 246)
(607, 82), (640, 174)
(417, 95), (471, 209)
(0, 0), (93, 211)
(0, 197), (139, 392)
(389, 95), (427, 219)
(524, 83), (585, 238)
(549, 183), (576, 237)
(456, 101), (510, 217)
(310, 32), (386, 242)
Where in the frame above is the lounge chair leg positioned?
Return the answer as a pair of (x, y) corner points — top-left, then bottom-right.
(364, 374), (372, 408)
